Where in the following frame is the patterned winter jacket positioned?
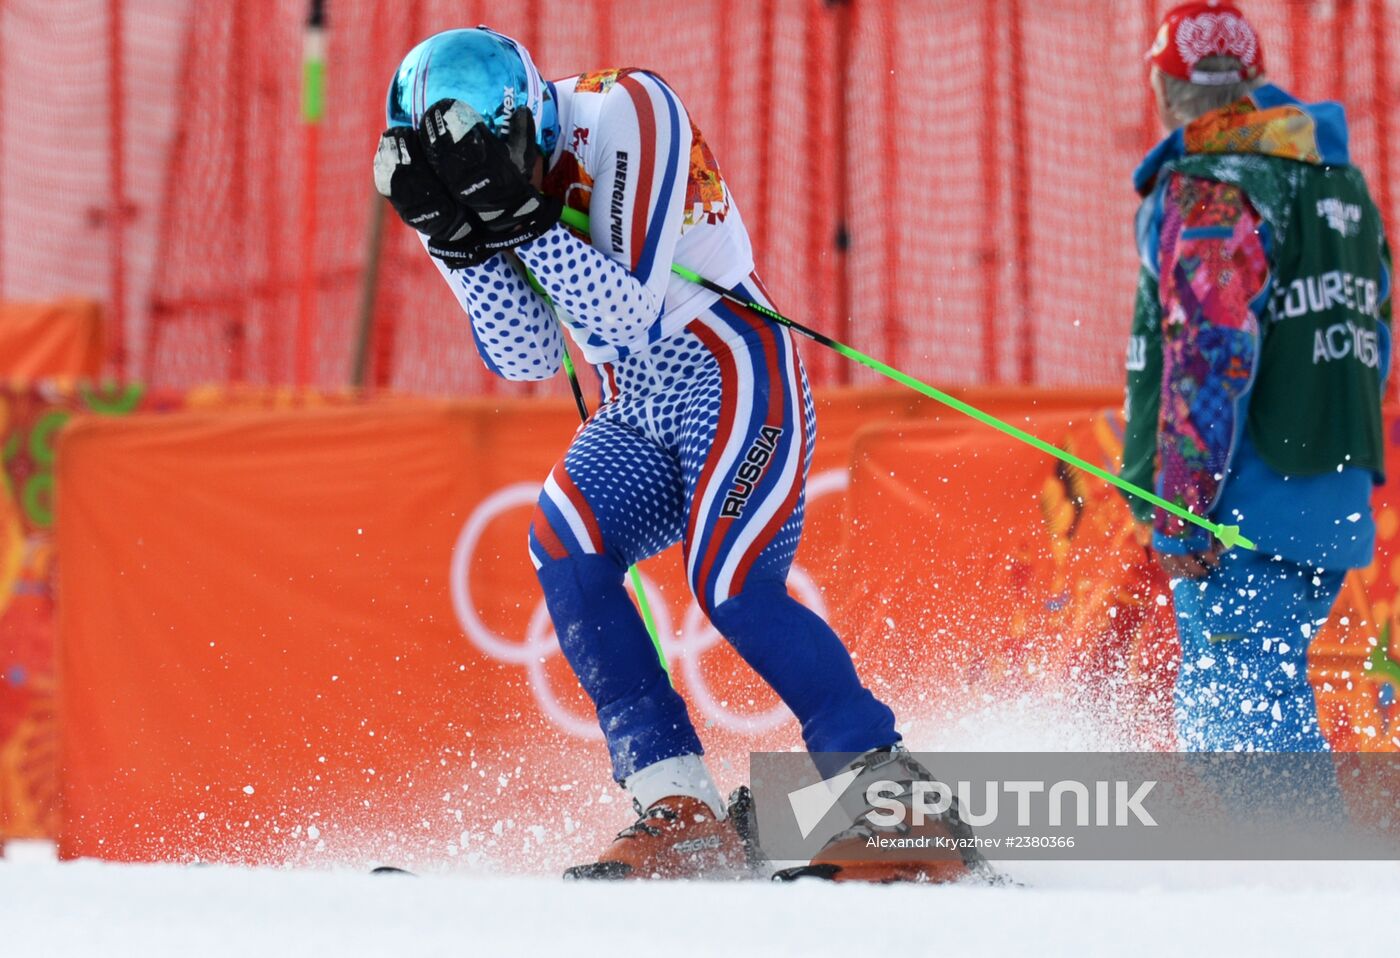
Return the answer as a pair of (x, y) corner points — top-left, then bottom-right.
(1123, 84), (1390, 569)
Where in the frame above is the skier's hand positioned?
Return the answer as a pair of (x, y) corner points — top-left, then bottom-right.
(373, 127), (492, 269)
(418, 99), (561, 251)
(1154, 541), (1224, 580)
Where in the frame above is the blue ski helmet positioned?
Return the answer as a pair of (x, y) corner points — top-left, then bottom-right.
(386, 26), (559, 158)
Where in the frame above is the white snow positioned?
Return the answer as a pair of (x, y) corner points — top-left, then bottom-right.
(2, 845), (1397, 957)
(7, 696), (1391, 955)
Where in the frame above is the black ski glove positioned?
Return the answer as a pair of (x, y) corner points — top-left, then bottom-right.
(373, 126), (492, 269)
(418, 99), (561, 252)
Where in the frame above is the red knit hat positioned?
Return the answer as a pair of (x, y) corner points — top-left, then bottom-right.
(1147, 1), (1265, 85)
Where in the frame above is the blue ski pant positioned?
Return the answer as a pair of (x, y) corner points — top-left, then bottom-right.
(1171, 549), (1344, 752)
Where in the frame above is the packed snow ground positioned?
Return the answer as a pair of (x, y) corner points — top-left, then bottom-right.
(7, 700), (1394, 956)
(4, 847), (1398, 957)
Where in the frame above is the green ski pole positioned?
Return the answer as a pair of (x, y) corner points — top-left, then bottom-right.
(557, 206), (1253, 552)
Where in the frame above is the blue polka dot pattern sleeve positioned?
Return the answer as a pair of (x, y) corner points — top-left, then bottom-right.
(514, 224), (665, 350)
(426, 243), (564, 382)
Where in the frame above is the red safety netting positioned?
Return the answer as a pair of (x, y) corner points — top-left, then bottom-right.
(0, 0), (1395, 393)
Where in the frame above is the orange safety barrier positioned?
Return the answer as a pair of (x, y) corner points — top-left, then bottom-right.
(0, 300), (103, 383)
(0, 381), (1082, 848)
(0, 382), (144, 844)
(837, 409), (1400, 753)
(0, 300), (108, 845)
(47, 387), (1108, 864)
(0, 383), (364, 845)
(833, 409), (1182, 750)
(34, 387), (1400, 867)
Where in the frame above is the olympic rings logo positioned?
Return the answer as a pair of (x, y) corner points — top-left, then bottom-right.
(449, 469), (848, 740)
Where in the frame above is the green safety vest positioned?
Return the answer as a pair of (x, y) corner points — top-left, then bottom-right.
(1122, 153), (1388, 522)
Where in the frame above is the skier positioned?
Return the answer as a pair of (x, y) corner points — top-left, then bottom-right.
(373, 26), (975, 881)
(1122, 1), (1390, 751)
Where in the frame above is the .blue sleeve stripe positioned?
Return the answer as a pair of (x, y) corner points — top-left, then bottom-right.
(467, 319), (505, 378)
(455, 272), (506, 378)
(633, 75), (683, 284)
(1181, 226), (1235, 240)
(1247, 222), (1275, 317)
(1136, 181), (1167, 280)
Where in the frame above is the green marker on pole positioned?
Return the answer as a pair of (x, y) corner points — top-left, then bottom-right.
(300, 0), (326, 121)
(557, 206), (1254, 552)
(295, 0), (327, 386)
(301, 33), (326, 123)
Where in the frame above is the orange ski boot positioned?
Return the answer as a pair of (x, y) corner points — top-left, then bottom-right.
(777, 747), (991, 884)
(565, 788), (756, 881)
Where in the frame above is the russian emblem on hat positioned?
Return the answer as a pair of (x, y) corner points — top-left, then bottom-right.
(1148, 1), (1264, 85)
